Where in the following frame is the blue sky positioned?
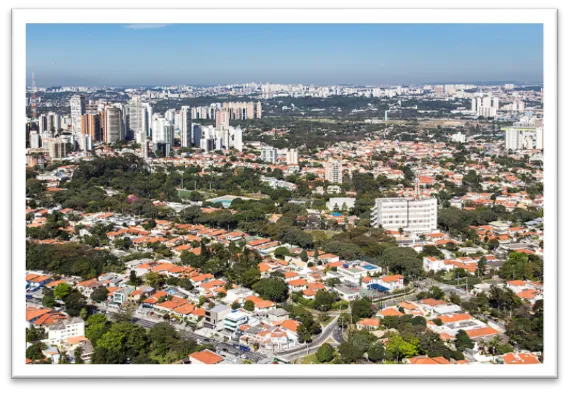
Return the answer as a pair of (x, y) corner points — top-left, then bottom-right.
(26, 23), (543, 86)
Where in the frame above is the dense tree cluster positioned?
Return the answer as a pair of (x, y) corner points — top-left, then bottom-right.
(26, 241), (123, 279)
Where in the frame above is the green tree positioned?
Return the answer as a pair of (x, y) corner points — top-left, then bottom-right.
(243, 300), (255, 312)
(337, 342), (364, 363)
(64, 290), (87, 317)
(316, 343), (335, 363)
(85, 313), (110, 346)
(300, 249), (309, 262)
(53, 283), (72, 299)
(26, 342), (46, 361)
(385, 334), (419, 363)
(351, 298), (373, 322)
(455, 329), (475, 352)
(367, 343), (386, 363)
(90, 287), (109, 303)
(313, 290), (335, 312)
(252, 278), (289, 302)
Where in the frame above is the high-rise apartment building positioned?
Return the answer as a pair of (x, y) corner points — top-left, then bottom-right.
(286, 149), (299, 165)
(127, 100), (149, 143)
(371, 198), (438, 233)
(103, 107), (123, 143)
(70, 95), (86, 135)
(325, 159), (343, 184)
(260, 145), (278, 163)
(47, 138), (67, 159)
(181, 106), (192, 147)
(81, 113), (101, 141)
(504, 127), (543, 151)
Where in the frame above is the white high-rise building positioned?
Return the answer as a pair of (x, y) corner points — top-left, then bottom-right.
(504, 127), (542, 150)
(181, 106), (192, 147)
(286, 149), (299, 165)
(371, 198), (438, 233)
(127, 100), (149, 144)
(260, 145), (278, 163)
(325, 159), (343, 184)
(536, 127), (543, 150)
(231, 126), (243, 151)
(29, 131), (41, 149)
(78, 134), (92, 152)
(152, 115), (174, 146)
(70, 95), (86, 135)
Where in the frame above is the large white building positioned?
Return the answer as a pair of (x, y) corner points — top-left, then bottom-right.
(325, 159), (343, 184)
(47, 317), (85, 346)
(127, 100), (150, 143)
(260, 145), (278, 163)
(69, 95), (86, 135)
(504, 127), (543, 151)
(285, 149), (299, 165)
(371, 197), (438, 233)
(152, 115), (174, 155)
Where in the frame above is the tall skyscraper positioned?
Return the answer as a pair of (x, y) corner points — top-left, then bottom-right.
(81, 113), (101, 141)
(152, 115), (174, 155)
(103, 106), (123, 143)
(70, 95), (86, 135)
(192, 123), (202, 148)
(215, 108), (230, 129)
(325, 159), (343, 184)
(181, 106), (192, 147)
(127, 100), (149, 144)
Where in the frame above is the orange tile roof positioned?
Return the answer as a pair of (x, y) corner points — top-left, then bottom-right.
(380, 308), (404, 317)
(465, 326), (499, 338)
(438, 314), (472, 324)
(190, 349), (224, 364)
(409, 356), (451, 364)
(502, 352), (540, 364)
(279, 319), (300, 333)
(26, 307), (51, 321)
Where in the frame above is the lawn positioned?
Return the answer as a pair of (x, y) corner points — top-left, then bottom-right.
(300, 353), (320, 364)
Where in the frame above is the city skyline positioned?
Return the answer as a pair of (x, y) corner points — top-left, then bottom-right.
(26, 23), (543, 86)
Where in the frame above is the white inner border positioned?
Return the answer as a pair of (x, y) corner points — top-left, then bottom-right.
(11, 8), (558, 379)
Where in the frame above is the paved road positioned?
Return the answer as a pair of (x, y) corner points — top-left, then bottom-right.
(276, 315), (340, 362)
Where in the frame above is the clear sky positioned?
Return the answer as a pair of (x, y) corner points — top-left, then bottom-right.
(26, 23), (543, 86)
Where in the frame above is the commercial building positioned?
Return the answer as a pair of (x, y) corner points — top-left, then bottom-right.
(371, 197), (438, 233)
(224, 310), (249, 332)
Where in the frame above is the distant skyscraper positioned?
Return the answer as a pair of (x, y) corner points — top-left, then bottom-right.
(192, 123), (202, 148)
(215, 108), (230, 129)
(103, 106), (123, 143)
(70, 95), (86, 135)
(81, 113), (101, 141)
(152, 115), (174, 155)
(127, 100), (149, 144)
(181, 106), (192, 148)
